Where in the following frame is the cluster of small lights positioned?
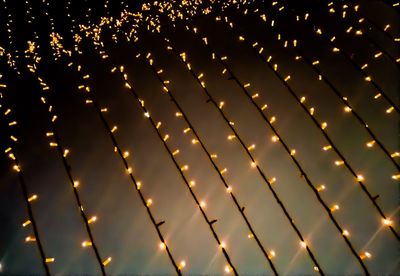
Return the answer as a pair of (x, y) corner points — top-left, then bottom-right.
(225, 4), (400, 243)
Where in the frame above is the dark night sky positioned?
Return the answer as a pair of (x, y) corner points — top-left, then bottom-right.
(0, 0), (399, 275)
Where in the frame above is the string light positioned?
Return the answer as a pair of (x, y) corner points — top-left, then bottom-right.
(226, 7), (400, 245)
(0, 80), (50, 274)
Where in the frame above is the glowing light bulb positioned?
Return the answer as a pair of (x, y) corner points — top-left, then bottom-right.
(25, 236), (36, 242)
(360, 251), (372, 259)
(317, 185), (326, 192)
(392, 175), (400, 180)
(386, 107), (394, 114)
(300, 241), (307, 248)
(342, 230), (350, 236)
(200, 201), (206, 208)
(366, 141), (375, 148)
(382, 219), (393, 226)
(323, 145), (332, 151)
(179, 260), (186, 270)
(247, 144), (256, 151)
(45, 258), (55, 263)
(330, 204), (340, 212)
(391, 152), (400, 158)
(88, 216), (97, 224)
(357, 175), (364, 181)
(269, 250), (276, 258)
(344, 106), (352, 112)
(28, 194), (37, 202)
(335, 160), (344, 166)
(82, 241), (92, 247)
(159, 242), (166, 250)
(103, 257), (112, 266)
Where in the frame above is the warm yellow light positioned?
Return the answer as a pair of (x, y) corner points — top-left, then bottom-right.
(392, 174), (400, 180)
(269, 250), (276, 258)
(88, 216), (97, 224)
(179, 260), (186, 270)
(82, 241), (92, 247)
(103, 257), (112, 266)
(159, 242), (166, 250)
(323, 145), (332, 151)
(342, 230), (350, 236)
(317, 185), (326, 192)
(366, 141), (375, 148)
(335, 160), (344, 166)
(300, 241), (307, 248)
(391, 152), (400, 158)
(382, 218), (393, 226)
(25, 236), (36, 242)
(360, 251), (372, 259)
(386, 107), (394, 114)
(28, 194), (38, 202)
(45, 258), (55, 263)
(330, 204), (340, 212)
(247, 144), (255, 151)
